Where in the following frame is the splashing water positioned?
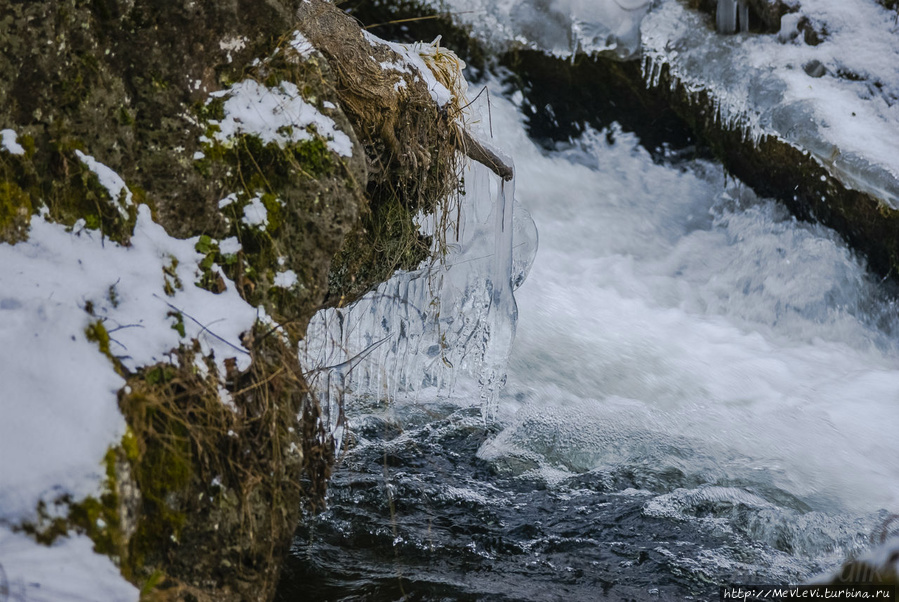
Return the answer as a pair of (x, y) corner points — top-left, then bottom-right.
(280, 85), (899, 600)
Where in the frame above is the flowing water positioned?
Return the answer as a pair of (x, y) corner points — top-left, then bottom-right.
(276, 87), (899, 601)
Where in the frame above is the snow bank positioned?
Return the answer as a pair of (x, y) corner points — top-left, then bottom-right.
(428, 0), (899, 207)
(642, 0), (899, 208)
(0, 204), (258, 598)
(0, 527), (139, 601)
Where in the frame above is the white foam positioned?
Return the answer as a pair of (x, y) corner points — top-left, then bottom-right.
(479, 89), (899, 516)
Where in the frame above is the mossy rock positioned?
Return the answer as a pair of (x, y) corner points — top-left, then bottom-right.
(111, 335), (316, 600)
(191, 33), (368, 340)
(297, 0), (466, 305)
(2, 1), (467, 600)
(0, 179), (32, 243)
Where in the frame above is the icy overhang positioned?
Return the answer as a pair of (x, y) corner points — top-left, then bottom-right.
(419, 0), (651, 59)
(642, 0), (899, 209)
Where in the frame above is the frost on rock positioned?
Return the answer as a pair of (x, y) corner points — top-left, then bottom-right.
(302, 157), (537, 429)
(641, 0), (899, 208)
(206, 79), (353, 157)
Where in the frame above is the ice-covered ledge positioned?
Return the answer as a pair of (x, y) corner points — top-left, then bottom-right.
(642, 0), (899, 208)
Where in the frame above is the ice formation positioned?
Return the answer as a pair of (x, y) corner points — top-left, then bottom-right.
(642, 0), (899, 208)
(428, 0), (899, 208)
(301, 155), (537, 430)
(716, 0), (750, 35)
(416, 0), (651, 59)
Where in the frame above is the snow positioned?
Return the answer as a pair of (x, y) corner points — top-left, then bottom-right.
(1, 128), (25, 155)
(241, 195), (268, 228)
(641, 0), (899, 208)
(74, 150), (134, 217)
(218, 192), (238, 209)
(288, 30), (315, 57)
(219, 236), (242, 255)
(430, 0), (899, 207)
(219, 35), (247, 64)
(415, 0), (650, 59)
(273, 270), (298, 288)
(0, 201), (258, 596)
(207, 79), (353, 157)
(362, 31), (459, 107)
(0, 527), (139, 601)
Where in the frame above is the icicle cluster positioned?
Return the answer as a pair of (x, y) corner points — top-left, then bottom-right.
(716, 0), (750, 34)
(302, 159), (537, 435)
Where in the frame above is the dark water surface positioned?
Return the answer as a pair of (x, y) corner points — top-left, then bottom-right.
(275, 401), (874, 602)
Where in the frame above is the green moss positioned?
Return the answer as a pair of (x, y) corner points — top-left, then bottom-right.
(41, 143), (137, 244)
(121, 427), (140, 463)
(0, 179), (33, 243)
(122, 385), (193, 570)
(85, 319), (113, 359)
(20, 440), (129, 565)
(109, 337), (314, 594)
(193, 122), (338, 321)
(168, 310), (186, 337)
(162, 255), (182, 296)
(329, 190), (431, 304)
(117, 105), (134, 126)
(67, 485), (120, 557)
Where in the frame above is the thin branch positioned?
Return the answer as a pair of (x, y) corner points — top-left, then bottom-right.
(153, 294), (250, 355)
(460, 128), (513, 181)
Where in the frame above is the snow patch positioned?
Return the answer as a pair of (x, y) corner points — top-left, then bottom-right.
(273, 269), (298, 288)
(219, 236), (242, 255)
(74, 150), (134, 217)
(0, 526), (139, 601)
(362, 31), (459, 107)
(0, 184), (264, 597)
(641, 0), (899, 208)
(219, 35), (247, 64)
(207, 79), (353, 157)
(288, 30), (315, 57)
(1, 128), (25, 155)
(241, 195), (268, 228)
(0, 204), (257, 522)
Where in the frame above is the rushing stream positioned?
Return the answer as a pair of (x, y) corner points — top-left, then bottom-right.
(275, 85), (899, 601)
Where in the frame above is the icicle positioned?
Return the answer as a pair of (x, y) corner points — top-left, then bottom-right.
(300, 153), (537, 426)
(478, 169), (518, 421)
(739, 1), (750, 32)
(717, 0), (738, 34)
(717, 0), (750, 34)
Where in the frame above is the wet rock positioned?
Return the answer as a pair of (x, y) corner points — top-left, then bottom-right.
(803, 59), (827, 77)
